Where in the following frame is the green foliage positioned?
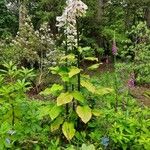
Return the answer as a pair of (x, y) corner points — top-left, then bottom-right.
(0, 0), (150, 149)
(76, 105), (92, 124)
(121, 22), (150, 84)
(62, 122), (75, 141)
(0, 0), (18, 38)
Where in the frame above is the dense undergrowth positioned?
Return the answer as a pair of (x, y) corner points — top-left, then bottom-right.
(0, 62), (149, 150)
(0, 0), (150, 150)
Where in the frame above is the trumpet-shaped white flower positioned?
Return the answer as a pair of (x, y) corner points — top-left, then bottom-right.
(56, 0), (88, 47)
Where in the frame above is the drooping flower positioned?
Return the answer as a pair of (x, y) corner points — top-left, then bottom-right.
(56, 0), (88, 47)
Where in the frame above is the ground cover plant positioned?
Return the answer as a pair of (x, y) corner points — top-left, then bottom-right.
(0, 0), (150, 150)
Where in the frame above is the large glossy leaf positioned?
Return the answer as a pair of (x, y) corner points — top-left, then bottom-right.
(68, 67), (81, 78)
(76, 105), (92, 123)
(62, 122), (75, 141)
(71, 91), (85, 103)
(57, 92), (73, 106)
(81, 80), (96, 93)
(49, 105), (62, 120)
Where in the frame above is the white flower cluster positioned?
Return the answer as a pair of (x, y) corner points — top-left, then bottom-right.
(9, 16), (61, 67)
(56, 0), (88, 48)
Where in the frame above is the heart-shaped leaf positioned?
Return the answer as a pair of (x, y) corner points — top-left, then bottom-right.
(57, 92), (73, 106)
(76, 105), (92, 123)
(62, 122), (75, 141)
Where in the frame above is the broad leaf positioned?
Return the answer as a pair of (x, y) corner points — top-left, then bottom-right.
(72, 91), (85, 103)
(78, 46), (91, 53)
(62, 122), (75, 141)
(92, 109), (101, 117)
(68, 67), (81, 78)
(50, 117), (64, 132)
(40, 84), (63, 95)
(61, 54), (76, 62)
(49, 105), (62, 120)
(57, 92), (73, 106)
(81, 80), (96, 93)
(95, 87), (114, 95)
(81, 144), (95, 150)
(88, 63), (101, 70)
(76, 105), (92, 123)
(84, 57), (98, 62)
(49, 66), (59, 74)
(38, 105), (53, 119)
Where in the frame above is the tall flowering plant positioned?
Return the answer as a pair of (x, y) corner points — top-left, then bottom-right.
(112, 31), (119, 111)
(56, 0), (88, 48)
(41, 0), (113, 142)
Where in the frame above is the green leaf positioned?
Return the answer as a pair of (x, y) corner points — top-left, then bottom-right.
(49, 66), (59, 74)
(40, 84), (63, 95)
(0, 122), (11, 134)
(92, 109), (101, 117)
(88, 63), (100, 70)
(84, 57), (98, 62)
(95, 87), (114, 95)
(57, 92), (73, 106)
(62, 122), (75, 141)
(61, 54), (76, 62)
(71, 91), (85, 103)
(81, 80), (96, 93)
(78, 46), (91, 53)
(50, 117), (64, 132)
(49, 105), (62, 120)
(76, 106), (92, 123)
(68, 67), (81, 78)
(38, 105), (53, 119)
(81, 144), (95, 150)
